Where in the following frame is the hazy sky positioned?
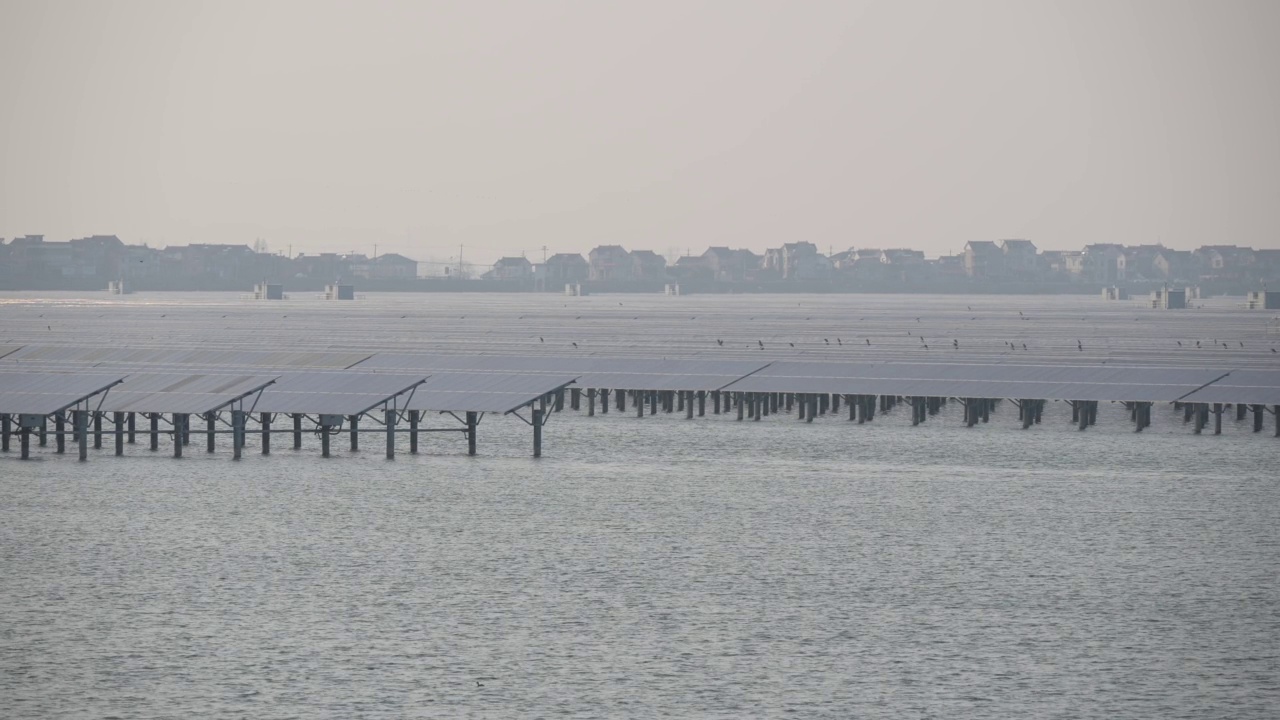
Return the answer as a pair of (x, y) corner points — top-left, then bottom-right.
(2, 1), (1277, 264)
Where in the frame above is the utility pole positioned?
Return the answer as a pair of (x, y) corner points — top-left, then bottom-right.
(458, 243), (464, 278)
(541, 245), (548, 263)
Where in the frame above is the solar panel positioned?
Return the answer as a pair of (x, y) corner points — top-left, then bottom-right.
(1176, 369), (1280, 405)
(97, 373), (279, 414)
(1, 344), (371, 370)
(406, 372), (579, 413)
(252, 372), (427, 415)
(721, 361), (1229, 402)
(0, 372), (125, 415)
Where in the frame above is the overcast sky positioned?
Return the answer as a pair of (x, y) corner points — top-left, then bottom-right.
(1, 0), (1277, 264)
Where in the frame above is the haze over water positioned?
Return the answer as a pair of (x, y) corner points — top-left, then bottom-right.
(4, 292), (1279, 717)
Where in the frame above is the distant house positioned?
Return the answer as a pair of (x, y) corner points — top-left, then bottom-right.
(829, 249), (856, 270)
(1194, 245), (1255, 279)
(999, 239), (1037, 278)
(880, 248), (925, 266)
(295, 252), (359, 281)
(1063, 251), (1086, 277)
(588, 245), (631, 281)
(355, 253), (417, 280)
(933, 254), (967, 277)
(762, 241), (823, 280)
(671, 255), (713, 281)
(1252, 249), (1280, 279)
(544, 253), (589, 283)
(1082, 244), (1124, 283)
(963, 241), (1003, 278)
(1118, 244), (1165, 281)
(1038, 251), (1073, 278)
(629, 249), (667, 280)
(1153, 249), (1193, 281)
(488, 256), (533, 280)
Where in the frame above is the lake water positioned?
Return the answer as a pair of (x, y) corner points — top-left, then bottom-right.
(2, 293), (1278, 718)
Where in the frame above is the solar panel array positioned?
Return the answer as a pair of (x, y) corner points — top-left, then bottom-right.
(408, 372), (580, 413)
(0, 372), (124, 415)
(1, 293), (1278, 411)
(720, 361), (1232, 402)
(253, 372), (428, 415)
(98, 373), (279, 414)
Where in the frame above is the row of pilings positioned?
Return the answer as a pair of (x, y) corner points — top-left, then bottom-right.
(4, 394), (1278, 462)
(554, 387), (1279, 437)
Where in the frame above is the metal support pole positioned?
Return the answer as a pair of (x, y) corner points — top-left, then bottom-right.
(409, 410), (419, 453)
(293, 413), (302, 449)
(1236, 403), (1247, 421)
(650, 391), (658, 415)
(21, 427), (30, 459)
(76, 410), (88, 460)
(848, 395), (856, 421)
(1, 415), (8, 452)
(571, 388), (580, 411)
(207, 412), (216, 452)
(149, 414), (159, 451)
(532, 408), (543, 458)
(128, 413), (135, 444)
(588, 388), (596, 417)
(736, 392), (744, 421)
(56, 414), (66, 453)
(174, 414), (185, 458)
(600, 389), (609, 414)
(466, 411), (477, 455)
(39, 418), (46, 447)
(617, 389), (625, 411)
(686, 391), (694, 419)
(261, 412), (271, 454)
(385, 408), (396, 459)
(713, 391), (720, 415)
(1213, 403), (1222, 435)
(698, 390), (705, 417)
(319, 421), (329, 458)
(233, 410), (244, 460)
(807, 394), (817, 423)
(1254, 404), (1264, 433)
(114, 412), (124, 455)
(637, 391), (644, 418)
(349, 415), (359, 452)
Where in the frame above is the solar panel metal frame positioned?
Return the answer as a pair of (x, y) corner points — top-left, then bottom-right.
(1176, 369), (1280, 405)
